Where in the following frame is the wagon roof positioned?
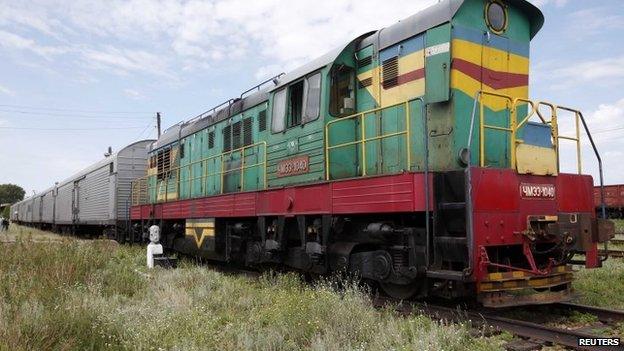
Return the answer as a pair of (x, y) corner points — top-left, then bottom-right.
(53, 139), (155, 190)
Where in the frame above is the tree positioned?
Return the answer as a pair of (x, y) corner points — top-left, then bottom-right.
(1, 206), (9, 218)
(0, 184), (25, 204)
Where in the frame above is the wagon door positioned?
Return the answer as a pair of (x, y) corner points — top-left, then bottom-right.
(38, 196), (44, 223)
(72, 180), (80, 224)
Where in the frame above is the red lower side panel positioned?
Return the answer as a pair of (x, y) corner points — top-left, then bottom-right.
(130, 173), (432, 220)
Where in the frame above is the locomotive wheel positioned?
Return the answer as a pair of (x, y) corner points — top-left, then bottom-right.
(380, 282), (419, 300)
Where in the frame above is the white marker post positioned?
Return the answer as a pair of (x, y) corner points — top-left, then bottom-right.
(146, 225), (163, 268)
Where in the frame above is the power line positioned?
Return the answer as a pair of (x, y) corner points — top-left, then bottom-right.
(591, 126), (624, 135)
(134, 122), (155, 140)
(0, 126), (147, 130)
(0, 103), (153, 114)
(0, 109), (153, 119)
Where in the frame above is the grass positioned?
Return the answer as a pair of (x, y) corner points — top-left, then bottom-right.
(612, 219), (624, 234)
(573, 258), (624, 310)
(0, 226), (507, 351)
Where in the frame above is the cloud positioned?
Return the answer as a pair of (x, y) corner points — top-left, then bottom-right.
(124, 88), (145, 100)
(588, 99), (624, 184)
(0, 30), (68, 60)
(530, 0), (568, 7)
(568, 7), (624, 35)
(557, 98), (624, 183)
(0, 0), (437, 80)
(586, 98), (624, 137)
(542, 56), (624, 91)
(0, 84), (14, 96)
(81, 46), (174, 78)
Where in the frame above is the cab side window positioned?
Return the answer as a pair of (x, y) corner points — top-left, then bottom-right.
(272, 88), (287, 133)
(329, 65), (355, 117)
(272, 72), (322, 133)
(288, 80), (304, 128)
(304, 73), (321, 123)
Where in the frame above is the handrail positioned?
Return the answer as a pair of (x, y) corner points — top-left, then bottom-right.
(324, 98), (424, 180)
(323, 97), (429, 266)
(131, 141), (267, 205)
(240, 73), (285, 99)
(187, 99), (237, 124)
(467, 90), (608, 262)
(474, 91), (585, 175)
(478, 91), (515, 168)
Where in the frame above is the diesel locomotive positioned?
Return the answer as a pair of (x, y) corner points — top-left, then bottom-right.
(14, 0), (614, 307)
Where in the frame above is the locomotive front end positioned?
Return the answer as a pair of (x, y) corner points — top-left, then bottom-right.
(469, 168), (614, 307)
(447, 0), (615, 307)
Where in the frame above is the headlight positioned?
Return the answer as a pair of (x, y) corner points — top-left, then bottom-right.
(486, 1), (507, 33)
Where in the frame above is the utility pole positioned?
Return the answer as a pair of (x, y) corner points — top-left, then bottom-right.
(156, 112), (161, 138)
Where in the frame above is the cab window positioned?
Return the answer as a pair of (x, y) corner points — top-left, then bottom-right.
(303, 72), (321, 123)
(271, 88), (287, 133)
(329, 64), (355, 117)
(272, 72), (322, 133)
(287, 80), (304, 128)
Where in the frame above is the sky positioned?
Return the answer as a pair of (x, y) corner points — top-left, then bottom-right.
(0, 0), (623, 195)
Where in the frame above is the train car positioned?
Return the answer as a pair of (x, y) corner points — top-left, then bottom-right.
(12, 140), (153, 240)
(594, 184), (624, 218)
(130, 0), (613, 307)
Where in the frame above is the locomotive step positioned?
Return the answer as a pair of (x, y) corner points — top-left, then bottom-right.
(437, 202), (466, 210)
(434, 236), (467, 244)
(426, 269), (469, 281)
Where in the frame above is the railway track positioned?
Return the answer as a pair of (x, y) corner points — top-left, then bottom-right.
(374, 297), (624, 351)
(554, 302), (624, 324)
(601, 249), (624, 258)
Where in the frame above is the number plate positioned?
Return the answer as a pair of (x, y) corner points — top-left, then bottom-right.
(519, 183), (556, 199)
(277, 155), (309, 177)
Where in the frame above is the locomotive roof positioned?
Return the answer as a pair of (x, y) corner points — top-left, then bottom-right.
(360, 0), (543, 50)
(152, 0), (544, 152)
(151, 88), (270, 150)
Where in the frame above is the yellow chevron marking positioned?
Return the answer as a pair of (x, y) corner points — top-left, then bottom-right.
(356, 41), (529, 111)
(451, 70), (528, 111)
(185, 218), (216, 248)
(452, 39), (529, 74)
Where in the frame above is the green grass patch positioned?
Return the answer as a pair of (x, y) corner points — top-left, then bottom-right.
(612, 219), (624, 234)
(0, 227), (507, 350)
(573, 259), (624, 310)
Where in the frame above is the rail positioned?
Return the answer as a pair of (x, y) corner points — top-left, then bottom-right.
(375, 297), (622, 351)
(131, 141), (267, 206)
